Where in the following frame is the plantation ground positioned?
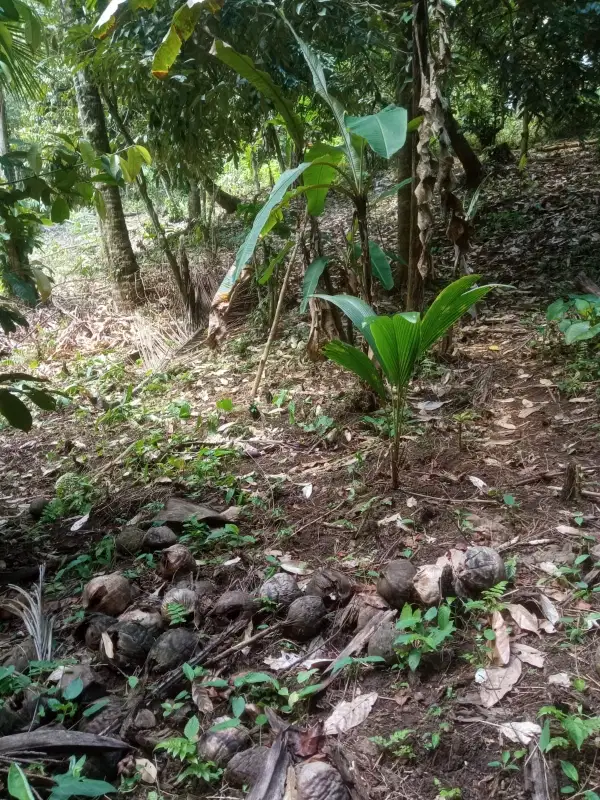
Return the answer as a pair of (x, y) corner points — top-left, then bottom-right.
(2, 141), (600, 800)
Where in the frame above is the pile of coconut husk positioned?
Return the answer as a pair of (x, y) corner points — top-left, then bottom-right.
(0, 495), (506, 799)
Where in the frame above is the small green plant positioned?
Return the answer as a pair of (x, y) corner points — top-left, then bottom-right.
(453, 410), (477, 451)
(557, 760), (600, 799)
(488, 749), (526, 772)
(155, 716), (222, 784)
(0, 666), (30, 708)
(394, 603), (455, 671)
(182, 520), (255, 551)
(161, 690), (189, 718)
(165, 602), (192, 627)
(321, 276), (497, 487)
(8, 756), (116, 800)
(433, 779), (462, 800)
(369, 728), (415, 759)
(547, 294), (600, 345)
(538, 705), (600, 752)
(462, 581), (508, 615)
(423, 721), (451, 751)
(168, 400), (192, 419)
(41, 472), (97, 522)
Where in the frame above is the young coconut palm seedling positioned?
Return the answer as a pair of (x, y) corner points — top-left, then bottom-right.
(318, 275), (498, 488)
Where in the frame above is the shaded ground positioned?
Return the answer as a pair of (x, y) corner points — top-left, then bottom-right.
(1, 142), (600, 800)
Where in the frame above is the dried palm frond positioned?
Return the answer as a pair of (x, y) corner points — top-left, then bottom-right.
(7, 565), (53, 661)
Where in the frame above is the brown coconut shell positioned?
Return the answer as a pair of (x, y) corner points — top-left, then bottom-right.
(82, 573), (132, 616)
(376, 560), (416, 609)
(146, 628), (198, 673)
(285, 595), (327, 641)
(213, 590), (257, 621)
(259, 573), (302, 608)
(159, 544), (196, 580)
(100, 622), (156, 667)
(196, 717), (250, 766)
(305, 568), (354, 607)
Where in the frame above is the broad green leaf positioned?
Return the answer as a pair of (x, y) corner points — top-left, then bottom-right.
(184, 715), (200, 741)
(563, 715), (588, 750)
(152, 0), (222, 79)
(125, 147), (144, 182)
(31, 268), (52, 302)
(233, 672), (275, 686)
(216, 397), (233, 411)
(407, 649), (421, 671)
(211, 40), (303, 151)
(539, 720), (551, 753)
(258, 240), (293, 285)
(437, 605), (452, 630)
(82, 698), (110, 717)
(368, 241), (394, 290)
(22, 387), (55, 413)
(372, 178), (412, 206)
(8, 763), (34, 800)
(231, 696), (245, 718)
(134, 144), (152, 164)
(407, 115), (423, 132)
(346, 104), (408, 159)
(564, 320), (600, 343)
(63, 676), (84, 700)
(302, 142), (343, 216)
(93, 189), (106, 221)
(50, 196), (69, 223)
(561, 762), (579, 782)
(210, 717), (241, 732)
(315, 293), (381, 361)
(78, 139), (97, 168)
(547, 299), (567, 321)
(0, 388), (32, 431)
(420, 275), (498, 355)
(232, 162), (312, 280)
(301, 256), (329, 312)
(48, 774), (116, 799)
(285, 20), (361, 188)
(323, 340), (386, 398)
(74, 182), (94, 203)
(368, 313), (421, 390)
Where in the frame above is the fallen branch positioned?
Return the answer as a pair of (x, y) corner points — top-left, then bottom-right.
(0, 730), (130, 757)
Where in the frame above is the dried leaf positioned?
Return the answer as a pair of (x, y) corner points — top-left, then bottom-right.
(495, 418), (517, 430)
(507, 604), (539, 633)
(479, 657), (522, 708)
(518, 406), (543, 419)
(192, 681), (214, 714)
(71, 513), (90, 532)
(283, 765), (298, 800)
(538, 561), (561, 577)
(279, 560), (313, 576)
(264, 652), (302, 671)
(135, 758), (157, 784)
(512, 642), (545, 668)
(499, 721), (541, 745)
(100, 631), (114, 660)
(323, 692), (378, 735)
(406, 496), (418, 508)
(302, 484), (313, 500)
(468, 475), (488, 492)
(548, 672), (570, 688)
(293, 722), (324, 757)
(491, 610), (511, 666)
(539, 593), (560, 626)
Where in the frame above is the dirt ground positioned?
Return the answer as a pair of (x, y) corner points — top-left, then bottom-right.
(1, 142), (600, 800)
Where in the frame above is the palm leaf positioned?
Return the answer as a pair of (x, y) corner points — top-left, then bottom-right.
(315, 293), (380, 361)
(323, 340), (386, 398)
(7, 564), (53, 661)
(301, 256), (329, 313)
(369, 313), (421, 389)
(420, 276), (498, 354)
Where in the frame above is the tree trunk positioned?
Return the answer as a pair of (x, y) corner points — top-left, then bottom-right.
(519, 107), (530, 164)
(267, 124), (286, 173)
(72, 69), (140, 304)
(354, 196), (372, 304)
(188, 182), (201, 224)
(200, 173), (241, 214)
(406, 4), (425, 312)
(396, 81), (412, 284)
(0, 86), (37, 304)
(445, 107), (485, 189)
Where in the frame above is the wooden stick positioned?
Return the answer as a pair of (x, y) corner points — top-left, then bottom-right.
(251, 212), (308, 401)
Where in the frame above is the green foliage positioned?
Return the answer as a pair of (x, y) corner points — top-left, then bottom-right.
(369, 728), (415, 759)
(538, 705), (600, 752)
(488, 749), (526, 772)
(394, 604), (455, 672)
(0, 372), (56, 431)
(8, 756), (117, 800)
(301, 256), (329, 313)
(345, 104), (407, 159)
(547, 295), (600, 345)
(165, 602), (191, 627)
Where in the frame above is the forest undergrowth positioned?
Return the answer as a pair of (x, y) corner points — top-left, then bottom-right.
(2, 143), (600, 800)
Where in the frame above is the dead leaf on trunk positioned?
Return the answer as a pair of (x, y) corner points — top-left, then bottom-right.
(491, 610), (511, 666)
(507, 603), (539, 634)
(479, 657), (522, 708)
(323, 692), (378, 736)
(512, 642), (545, 668)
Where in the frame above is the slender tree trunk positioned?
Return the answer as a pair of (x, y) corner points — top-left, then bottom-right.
(267, 124), (286, 173)
(406, 4), (425, 312)
(73, 69), (140, 304)
(0, 86), (37, 303)
(520, 106), (530, 164)
(445, 107), (485, 189)
(200, 173), (241, 214)
(396, 81), (412, 285)
(354, 196), (372, 305)
(188, 182), (201, 223)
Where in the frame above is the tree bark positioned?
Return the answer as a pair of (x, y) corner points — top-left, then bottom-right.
(199, 173), (241, 214)
(72, 69), (140, 304)
(406, 2), (425, 312)
(445, 107), (485, 189)
(519, 106), (530, 164)
(396, 81), (413, 284)
(188, 182), (201, 223)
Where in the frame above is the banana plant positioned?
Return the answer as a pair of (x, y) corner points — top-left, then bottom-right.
(317, 275), (499, 488)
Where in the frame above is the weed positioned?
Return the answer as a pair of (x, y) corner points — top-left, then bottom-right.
(394, 603), (455, 671)
(539, 705), (600, 752)
(182, 520), (255, 551)
(369, 729), (415, 759)
(165, 602), (192, 627)
(161, 690), (190, 718)
(488, 749), (526, 772)
(155, 716), (222, 784)
(423, 721), (451, 751)
(433, 778), (462, 800)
